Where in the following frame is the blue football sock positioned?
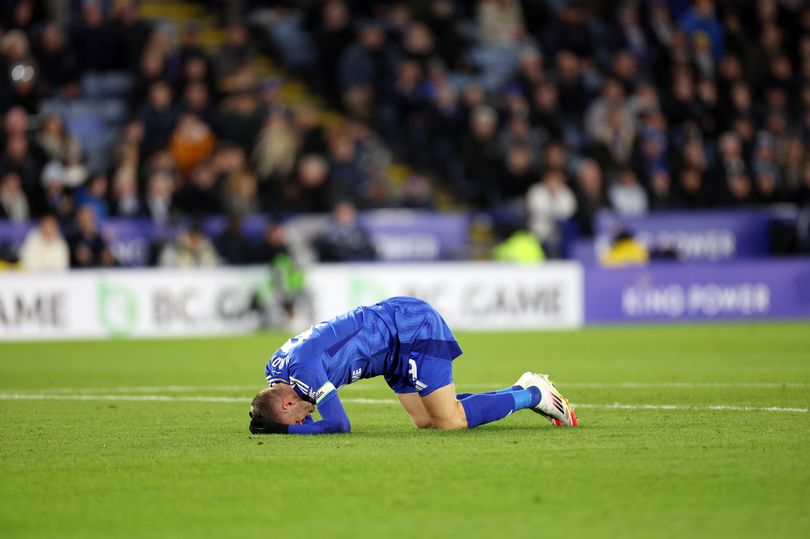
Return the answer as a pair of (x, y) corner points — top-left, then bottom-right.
(459, 387), (541, 428)
(456, 386), (522, 400)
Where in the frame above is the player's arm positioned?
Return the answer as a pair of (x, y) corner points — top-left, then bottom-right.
(288, 391), (351, 435)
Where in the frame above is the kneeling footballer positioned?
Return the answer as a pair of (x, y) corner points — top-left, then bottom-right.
(249, 296), (578, 434)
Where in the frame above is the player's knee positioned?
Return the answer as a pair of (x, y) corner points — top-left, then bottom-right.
(432, 417), (467, 431)
(412, 417), (433, 429)
(430, 411), (468, 431)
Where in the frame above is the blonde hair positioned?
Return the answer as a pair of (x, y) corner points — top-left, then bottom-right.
(250, 387), (285, 422)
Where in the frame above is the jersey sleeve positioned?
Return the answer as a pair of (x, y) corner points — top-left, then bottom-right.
(287, 391), (351, 435)
(288, 364), (337, 404)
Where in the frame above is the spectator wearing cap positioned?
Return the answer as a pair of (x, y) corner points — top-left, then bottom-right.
(19, 215), (69, 271)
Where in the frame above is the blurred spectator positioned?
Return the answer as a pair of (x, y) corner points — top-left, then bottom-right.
(34, 24), (79, 97)
(144, 170), (174, 224)
(648, 167), (674, 210)
(526, 169), (576, 255)
(498, 141), (536, 204)
(572, 159), (607, 236)
(252, 109), (299, 189)
(35, 114), (74, 163)
(461, 105), (501, 205)
(609, 168), (648, 217)
(19, 215), (68, 271)
(284, 154), (333, 213)
(67, 206), (115, 268)
(678, 0), (724, 61)
(112, 0), (153, 71)
(314, 201), (377, 262)
(75, 173), (109, 223)
(339, 22), (390, 123)
(0, 133), (41, 213)
(477, 0), (525, 46)
(492, 227), (544, 264)
(314, 1), (354, 106)
(600, 229), (649, 267)
(139, 81), (178, 157)
(70, 1), (119, 73)
(251, 221), (289, 264)
(169, 114), (216, 177)
(0, 171), (29, 221)
(159, 224), (219, 267)
(223, 169), (259, 216)
(215, 23), (255, 82)
(217, 89), (263, 153)
(172, 160), (222, 216)
(215, 215), (252, 265)
(110, 167), (142, 218)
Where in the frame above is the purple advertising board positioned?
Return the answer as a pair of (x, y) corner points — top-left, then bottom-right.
(359, 210), (470, 261)
(595, 209), (798, 262)
(585, 259), (810, 323)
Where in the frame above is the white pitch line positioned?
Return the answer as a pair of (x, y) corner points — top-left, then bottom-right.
(563, 382), (810, 389)
(1, 381), (807, 395)
(0, 393), (398, 405)
(0, 393), (805, 413)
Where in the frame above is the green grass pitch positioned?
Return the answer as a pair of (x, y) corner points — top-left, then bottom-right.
(1, 323), (809, 538)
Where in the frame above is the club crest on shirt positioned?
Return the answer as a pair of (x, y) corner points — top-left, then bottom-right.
(351, 368), (362, 382)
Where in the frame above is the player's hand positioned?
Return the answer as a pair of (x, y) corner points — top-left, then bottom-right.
(248, 412), (289, 434)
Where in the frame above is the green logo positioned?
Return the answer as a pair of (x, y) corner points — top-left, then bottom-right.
(97, 279), (139, 337)
(348, 272), (389, 307)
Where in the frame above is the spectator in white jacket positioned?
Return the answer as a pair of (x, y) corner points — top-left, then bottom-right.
(19, 215), (69, 271)
(526, 169), (577, 256)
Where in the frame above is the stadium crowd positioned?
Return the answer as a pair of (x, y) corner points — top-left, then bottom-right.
(1, 0), (810, 270)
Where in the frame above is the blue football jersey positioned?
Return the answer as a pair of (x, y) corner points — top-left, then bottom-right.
(264, 297), (462, 403)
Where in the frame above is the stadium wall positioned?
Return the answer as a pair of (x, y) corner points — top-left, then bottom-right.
(0, 260), (808, 341)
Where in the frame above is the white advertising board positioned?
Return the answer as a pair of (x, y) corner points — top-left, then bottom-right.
(0, 263), (584, 341)
(307, 262), (584, 331)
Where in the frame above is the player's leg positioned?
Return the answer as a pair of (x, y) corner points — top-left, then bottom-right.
(397, 392), (434, 429)
(416, 360), (540, 430)
(419, 384), (467, 430)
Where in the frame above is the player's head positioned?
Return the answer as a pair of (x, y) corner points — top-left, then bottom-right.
(251, 385), (314, 426)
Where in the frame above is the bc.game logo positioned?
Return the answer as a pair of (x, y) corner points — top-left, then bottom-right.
(97, 279), (139, 337)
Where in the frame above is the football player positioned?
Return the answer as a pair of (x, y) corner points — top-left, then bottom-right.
(249, 297), (578, 434)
